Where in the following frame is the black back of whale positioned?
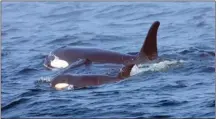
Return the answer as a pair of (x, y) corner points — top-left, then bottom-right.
(51, 64), (135, 90)
(44, 21), (160, 70)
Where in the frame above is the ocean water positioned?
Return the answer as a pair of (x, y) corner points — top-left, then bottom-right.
(1, 2), (215, 118)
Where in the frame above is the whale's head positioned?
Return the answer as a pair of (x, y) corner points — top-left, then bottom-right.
(44, 53), (69, 70)
(51, 74), (74, 90)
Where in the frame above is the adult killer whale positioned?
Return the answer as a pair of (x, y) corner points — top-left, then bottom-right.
(44, 21), (160, 70)
(51, 64), (135, 90)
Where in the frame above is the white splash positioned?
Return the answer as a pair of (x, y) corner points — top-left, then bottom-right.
(38, 76), (52, 83)
(130, 60), (185, 76)
(67, 85), (75, 90)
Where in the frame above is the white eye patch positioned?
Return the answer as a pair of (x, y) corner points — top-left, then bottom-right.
(55, 83), (69, 90)
(50, 55), (69, 68)
(55, 83), (74, 90)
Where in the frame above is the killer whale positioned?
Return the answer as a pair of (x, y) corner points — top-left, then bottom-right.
(51, 64), (135, 90)
(44, 21), (160, 70)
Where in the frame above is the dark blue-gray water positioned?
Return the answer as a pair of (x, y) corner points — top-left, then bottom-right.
(2, 2), (215, 118)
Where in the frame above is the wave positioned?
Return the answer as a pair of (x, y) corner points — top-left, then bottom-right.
(49, 35), (78, 44)
(179, 48), (215, 57)
(197, 66), (215, 73)
(154, 99), (188, 107)
(42, 8), (93, 19)
(68, 41), (95, 46)
(18, 68), (39, 74)
(2, 97), (30, 111)
(90, 35), (127, 42)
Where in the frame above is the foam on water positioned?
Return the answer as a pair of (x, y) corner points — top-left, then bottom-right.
(38, 76), (52, 83)
(130, 60), (185, 76)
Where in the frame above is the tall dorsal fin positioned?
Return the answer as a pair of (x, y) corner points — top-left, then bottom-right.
(139, 21), (160, 61)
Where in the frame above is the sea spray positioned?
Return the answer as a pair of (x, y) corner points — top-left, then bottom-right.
(130, 60), (185, 76)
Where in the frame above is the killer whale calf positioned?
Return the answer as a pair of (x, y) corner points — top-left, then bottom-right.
(44, 21), (160, 70)
(51, 64), (135, 90)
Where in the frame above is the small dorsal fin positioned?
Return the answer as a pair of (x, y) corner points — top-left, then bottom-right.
(118, 64), (135, 79)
